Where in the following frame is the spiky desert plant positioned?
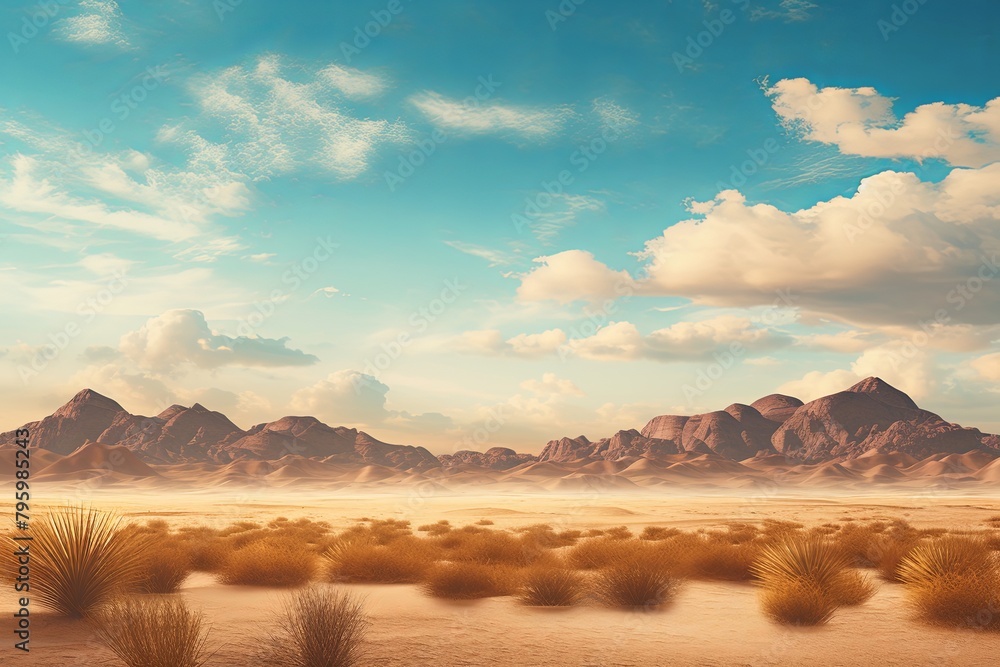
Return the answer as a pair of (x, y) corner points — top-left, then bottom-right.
(752, 537), (858, 625)
(593, 551), (678, 609)
(828, 570), (877, 606)
(517, 566), (585, 607)
(95, 597), (211, 667)
(262, 587), (368, 667)
(22, 507), (146, 617)
(752, 537), (850, 589)
(897, 536), (1000, 628)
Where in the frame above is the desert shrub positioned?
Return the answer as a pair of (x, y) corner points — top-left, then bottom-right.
(263, 587), (368, 667)
(443, 530), (538, 567)
(568, 537), (640, 570)
(219, 537), (316, 587)
(689, 540), (760, 581)
(476, 519), (495, 526)
(752, 537), (861, 625)
(95, 597), (210, 667)
(136, 542), (193, 594)
(422, 563), (517, 599)
(898, 536), (1000, 628)
(828, 570), (877, 606)
(325, 536), (435, 584)
(760, 579), (837, 626)
(640, 526), (681, 541)
(417, 520), (452, 536)
(593, 551), (678, 609)
(339, 519), (412, 546)
(872, 534), (920, 582)
(6, 507), (146, 617)
(517, 566), (585, 607)
(604, 526), (633, 540)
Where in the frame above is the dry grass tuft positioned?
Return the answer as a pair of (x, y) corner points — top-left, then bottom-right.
(760, 579), (837, 626)
(219, 537), (316, 587)
(8, 507), (146, 617)
(324, 536), (435, 584)
(898, 536), (1000, 629)
(422, 562), (518, 599)
(593, 550), (678, 609)
(828, 570), (877, 606)
(263, 586), (369, 667)
(95, 597), (211, 667)
(517, 566), (585, 607)
(136, 542), (193, 594)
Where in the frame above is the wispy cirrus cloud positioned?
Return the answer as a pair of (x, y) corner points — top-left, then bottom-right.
(55, 0), (130, 49)
(177, 55), (408, 180)
(409, 91), (572, 140)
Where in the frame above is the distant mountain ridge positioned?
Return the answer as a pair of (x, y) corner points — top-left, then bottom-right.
(0, 377), (996, 471)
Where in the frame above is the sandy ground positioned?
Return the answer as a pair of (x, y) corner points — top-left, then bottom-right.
(3, 489), (1000, 666)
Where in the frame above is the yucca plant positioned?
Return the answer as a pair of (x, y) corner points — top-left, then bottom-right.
(752, 537), (869, 625)
(897, 536), (1000, 628)
(752, 537), (850, 588)
(18, 507), (146, 617)
(95, 597), (212, 667)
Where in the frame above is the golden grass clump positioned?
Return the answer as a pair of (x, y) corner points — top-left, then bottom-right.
(324, 536), (435, 584)
(593, 550), (678, 609)
(417, 520), (452, 536)
(567, 537), (640, 570)
(639, 526), (681, 541)
(517, 566), (585, 607)
(759, 579), (837, 626)
(897, 536), (1000, 629)
(95, 597), (210, 667)
(422, 562), (518, 599)
(10, 507), (146, 617)
(753, 537), (872, 625)
(263, 587), (368, 667)
(136, 541), (193, 594)
(440, 529), (538, 567)
(219, 537), (316, 587)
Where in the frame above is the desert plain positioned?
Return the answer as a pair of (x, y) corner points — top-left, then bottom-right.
(2, 485), (1000, 667)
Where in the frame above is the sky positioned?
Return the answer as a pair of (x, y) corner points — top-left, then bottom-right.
(1, 0), (999, 453)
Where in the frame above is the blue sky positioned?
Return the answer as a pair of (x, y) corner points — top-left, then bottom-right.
(2, 0), (1000, 452)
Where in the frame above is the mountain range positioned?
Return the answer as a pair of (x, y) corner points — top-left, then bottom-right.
(1, 377), (997, 486)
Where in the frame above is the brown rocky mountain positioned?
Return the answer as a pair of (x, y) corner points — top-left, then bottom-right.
(1, 377), (997, 471)
(439, 447), (538, 470)
(772, 378), (986, 462)
(0, 389), (437, 470)
(541, 377), (997, 464)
